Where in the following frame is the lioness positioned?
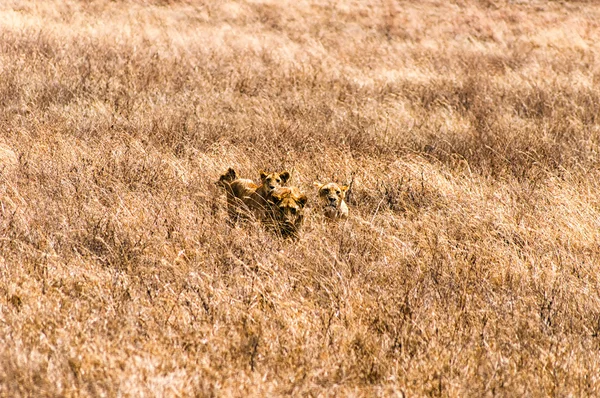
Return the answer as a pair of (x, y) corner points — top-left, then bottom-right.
(314, 182), (349, 219)
(267, 186), (307, 238)
(256, 170), (290, 206)
(217, 168), (290, 220)
(217, 168), (254, 219)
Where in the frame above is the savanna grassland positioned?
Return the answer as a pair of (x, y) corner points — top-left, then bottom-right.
(2, 0), (600, 396)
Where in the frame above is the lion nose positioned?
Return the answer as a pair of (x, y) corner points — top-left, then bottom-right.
(328, 197), (336, 203)
(269, 185), (276, 190)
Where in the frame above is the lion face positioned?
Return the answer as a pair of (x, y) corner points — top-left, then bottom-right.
(269, 187), (307, 237)
(314, 182), (349, 218)
(259, 170), (290, 195)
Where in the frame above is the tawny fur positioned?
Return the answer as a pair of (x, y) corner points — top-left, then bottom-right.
(267, 186), (308, 238)
(217, 168), (254, 219)
(217, 168), (290, 220)
(314, 182), (349, 219)
(254, 170), (290, 209)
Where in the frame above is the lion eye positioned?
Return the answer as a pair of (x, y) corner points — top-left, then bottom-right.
(336, 190), (341, 195)
(290, 208), (297, 215)
(276, 179), (281, 183)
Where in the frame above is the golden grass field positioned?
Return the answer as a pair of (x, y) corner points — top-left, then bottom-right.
(2, 0), (600, 396)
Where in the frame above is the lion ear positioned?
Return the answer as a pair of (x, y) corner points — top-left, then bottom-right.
(226, 168), (237, 180)
(341, 185), (349, 192)
(280, 171), (290, 183)
(313, 181), (323, 189)
(260, 170), (268, 180)
(220, 168), (237, 183)
(297, 194), (308, 207)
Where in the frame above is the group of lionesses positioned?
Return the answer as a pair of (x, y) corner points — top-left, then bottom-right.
(217, 168), (349, 238)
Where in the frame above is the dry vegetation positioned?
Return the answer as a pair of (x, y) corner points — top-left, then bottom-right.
(2, 0), (600, 396)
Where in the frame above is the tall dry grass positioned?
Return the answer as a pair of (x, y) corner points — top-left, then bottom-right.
(2, 0), (600, 396)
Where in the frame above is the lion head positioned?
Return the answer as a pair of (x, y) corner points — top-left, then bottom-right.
(314, 182), (349, 219)
(259, 170), (290, 196)
(217, 167), (237, 188)
(268, 186), (307, 238)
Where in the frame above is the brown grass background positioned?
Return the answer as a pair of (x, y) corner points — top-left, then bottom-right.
(2, 0), (600, 396)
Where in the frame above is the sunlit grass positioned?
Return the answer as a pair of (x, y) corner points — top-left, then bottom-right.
(2, 0), (600, 396)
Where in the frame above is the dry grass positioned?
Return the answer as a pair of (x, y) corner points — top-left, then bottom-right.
(2, 0), (600, 396)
